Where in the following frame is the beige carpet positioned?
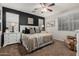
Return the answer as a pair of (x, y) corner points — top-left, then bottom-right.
(0, 40), (76, 56)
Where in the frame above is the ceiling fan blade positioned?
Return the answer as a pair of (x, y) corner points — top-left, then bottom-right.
(48, 3), (55, 7)
(41, 11), (44, 13)
(34, 8), (38, 10)
(40, 3), (43, 7)
(40, 3), (46, 8)
(32, 10), (36, 12)
(43, 3), (47, 6)
(47, 9), (53, 12)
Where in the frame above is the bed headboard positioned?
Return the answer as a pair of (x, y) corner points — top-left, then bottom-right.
(20, 25), (39, 32)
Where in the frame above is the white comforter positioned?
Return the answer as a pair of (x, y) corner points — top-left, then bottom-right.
(22, 32), (53, 52)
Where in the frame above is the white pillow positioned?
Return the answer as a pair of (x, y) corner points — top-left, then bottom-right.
(30, 28), (35, 34)
(3, 33), (21, 47)
(35, 27), (40, 33)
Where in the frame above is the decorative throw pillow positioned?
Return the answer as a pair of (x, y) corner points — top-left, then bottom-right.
(34, 27), (36, 33)
(22, 30), (25, 33)
(25, 27), (30, 34)
(35, 27), (40, 33)
(30, 28), (35, 34)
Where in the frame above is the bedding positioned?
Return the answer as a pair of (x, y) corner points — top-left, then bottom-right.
(21, 32), (53, 52)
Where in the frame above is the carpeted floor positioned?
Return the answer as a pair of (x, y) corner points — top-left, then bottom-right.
(0, 40), (76, 56)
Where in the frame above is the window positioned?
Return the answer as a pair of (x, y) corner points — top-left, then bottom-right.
(58, 13), (79, 31)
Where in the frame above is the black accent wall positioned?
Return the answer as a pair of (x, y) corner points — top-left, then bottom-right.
(19, 13), (38, 26)
(2, 7), (45, 32)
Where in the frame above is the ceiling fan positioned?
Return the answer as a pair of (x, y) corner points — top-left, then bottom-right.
(32, 3), (55, 13)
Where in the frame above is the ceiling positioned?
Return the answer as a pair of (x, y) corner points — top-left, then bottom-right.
(1, 3), (79, 17)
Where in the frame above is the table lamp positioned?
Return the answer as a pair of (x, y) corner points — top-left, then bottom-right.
(41, 25), (44, 31)
(11, 22), (15, 32)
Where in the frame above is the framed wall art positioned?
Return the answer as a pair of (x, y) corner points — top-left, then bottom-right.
(28, 17), (33, 24)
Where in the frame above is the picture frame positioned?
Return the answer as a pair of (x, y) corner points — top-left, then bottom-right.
(28, 17), (33, 24)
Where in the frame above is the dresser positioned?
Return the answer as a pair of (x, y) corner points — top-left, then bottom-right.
(4, 32), (21, 47)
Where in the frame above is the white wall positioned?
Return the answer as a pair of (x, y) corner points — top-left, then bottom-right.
(45, 9), (79, 41)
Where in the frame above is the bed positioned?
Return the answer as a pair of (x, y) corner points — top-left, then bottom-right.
(3, 32), (53, 55)
(21, 32), (53, 52)
(3, 25), (53, 54)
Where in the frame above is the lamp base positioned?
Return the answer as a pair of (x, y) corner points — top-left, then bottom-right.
(12, 26), (14, 32)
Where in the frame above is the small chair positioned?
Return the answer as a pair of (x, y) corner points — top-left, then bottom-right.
(64, 36), (77, 51)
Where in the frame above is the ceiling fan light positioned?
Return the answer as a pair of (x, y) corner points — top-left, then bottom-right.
(41, 8), (47, 12)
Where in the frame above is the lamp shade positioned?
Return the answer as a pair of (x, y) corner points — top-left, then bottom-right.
(42, 25), (44, 27)
(11, 22), (15, 26)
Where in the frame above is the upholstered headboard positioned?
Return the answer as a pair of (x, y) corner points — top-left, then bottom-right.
(20, 25), (39, 32)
